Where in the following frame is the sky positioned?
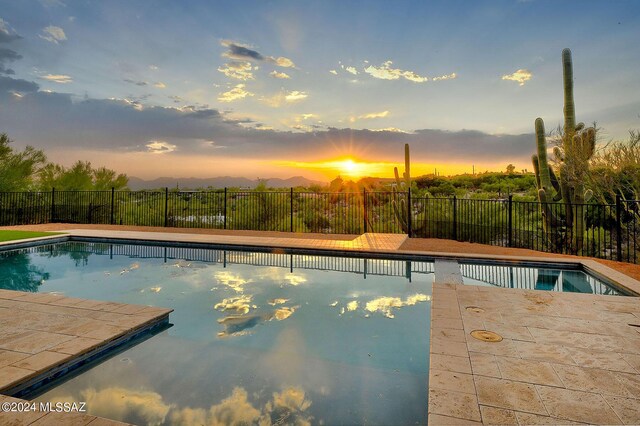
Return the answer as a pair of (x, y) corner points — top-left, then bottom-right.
(0, 0), (639, 181)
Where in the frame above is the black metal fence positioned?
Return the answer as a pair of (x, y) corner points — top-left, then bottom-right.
(0, 188), (638, 264)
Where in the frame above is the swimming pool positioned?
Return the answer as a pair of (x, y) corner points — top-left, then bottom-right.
(0, 242), (434, 425)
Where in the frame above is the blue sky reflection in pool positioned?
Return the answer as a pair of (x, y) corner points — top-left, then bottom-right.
(0, 243), (433, 425)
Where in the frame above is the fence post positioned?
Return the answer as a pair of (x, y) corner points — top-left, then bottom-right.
(164, 187), (169, 227)
(290, 187), (294, 232)
(50, 187), (55, 223)
(452, 195), (458, 240)
(407, 188), (412, 237)
(223, 187), (227, 230)
(110, 187), (115, 225)
(363, 188), (368, 233)
(508, 195), (513, 248)
(616, 194), (622, 262)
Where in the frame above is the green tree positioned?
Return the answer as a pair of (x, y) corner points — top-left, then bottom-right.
(38, 161), (129, 191)
(0, 133), (47, 191)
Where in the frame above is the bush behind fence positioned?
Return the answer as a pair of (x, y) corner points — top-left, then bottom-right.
(0, 189), (637, 264)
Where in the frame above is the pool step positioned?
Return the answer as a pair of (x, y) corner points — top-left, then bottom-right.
(434, 259), (463, 285)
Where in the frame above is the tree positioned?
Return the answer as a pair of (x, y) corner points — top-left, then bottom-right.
(0, 133), (47, 191)
(38, 160), (128, 191)
(506, 164), (516, 174)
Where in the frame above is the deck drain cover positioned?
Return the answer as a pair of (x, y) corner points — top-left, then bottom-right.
(470, 330), (503, 342)
(466, 306), (484, 313)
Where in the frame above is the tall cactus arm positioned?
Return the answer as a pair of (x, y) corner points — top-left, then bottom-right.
(535, 118), (553, 193)
(548, 166), (562, 201)
(562, 48), (576, 136)
(532, 155), (541, 190)
(404, 143), (410, 183)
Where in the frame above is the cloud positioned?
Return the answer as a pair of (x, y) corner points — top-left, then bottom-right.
(358, 110), (389, 120)
(269, 70), (290, 79)
(220, 40), (295, 68)
(501, 69), (532, 86)
(124, 78), (147, 86)
(261, 90), (308, 107)
(217, 83), (253, 102)
(0, 77), (535, 165)
(154, 82), (166, 89)
(433, 72), (457, 81)
(364, 293), (429, 318)
(344, 66), (358, 75)
(146, 140), (177, 154)
(39, 0), (66, 7)
(39, 25), (67, 44)
(40, 74), (72, 83)
(0, 47), (22, 75)
(329, 70), (338, 75)
(218, 61), (255, 81)
(77, 387), (172, 425)
(364, 61), (428, 83)
(0, 18), (21, 43)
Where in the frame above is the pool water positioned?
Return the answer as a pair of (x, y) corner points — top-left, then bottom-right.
(0, 242), (433, 425)
(460, 262), (626, 296)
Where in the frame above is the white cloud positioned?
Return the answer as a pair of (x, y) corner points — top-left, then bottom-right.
(76, 387), (171, 425)
(146, 140), (177, 154)
(261, 90), (308, 107)
(40, 74), (72, 83)
(218, 61), (255, 81)
(358, 110), (389, 120)
(218, 83), (254, 102)
(344, 66), (358, 75)
(154, 82), (166, 89)
(272, 56), (295, 68)
(364, 61), (428, 83)
(329, 70), (338, 75)
(39, 0), (66, 7)
(501, 69), (532, 86)
(269, 70), (290, 79)
(39, 25), (67, 44)
(432, 72), (457, 81)
(149, 65), (159, 71)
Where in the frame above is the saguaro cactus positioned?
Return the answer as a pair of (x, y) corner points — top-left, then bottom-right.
(392, 144), (412, 232)
(532, 48), (595, 254)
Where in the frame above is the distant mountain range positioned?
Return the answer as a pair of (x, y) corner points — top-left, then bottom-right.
(127, 176), (328, 190)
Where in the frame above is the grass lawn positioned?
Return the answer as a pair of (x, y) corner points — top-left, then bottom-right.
(0, 230), (64, 242)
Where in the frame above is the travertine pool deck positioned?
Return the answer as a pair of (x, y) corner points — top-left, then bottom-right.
(1, 228), (640, 424)
(0, 288), (171, 425)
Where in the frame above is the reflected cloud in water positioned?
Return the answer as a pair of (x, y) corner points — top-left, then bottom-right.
(364, 294), (430, 319)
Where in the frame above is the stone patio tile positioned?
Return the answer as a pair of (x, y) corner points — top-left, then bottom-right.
(111, 303), (150, 315)
(0, 331), (75, 354)
(0, 411), (48, 425)
(465, 335), (519, 357)
(621, 353), (640, 372)
(0, 365), (36, 389)
(430, 369), (476, 394)
(427, 414), (482, 425)
(430, 353), (472, 374)
(513, 340), (576, 365)
(479, 405), (518, 425)
(536, 385), (622, 424)
(527, 326), (626, 352)
(552, 363), (632, 397)
(514, 411), (583, 425)
(0, 350), (30, 368)
(603, 395), (640, 425)
(432, 327), (466, 343)
(428, 388), (481, 422)
(482, 320), (534, 342)
(613, 371), (640, 397)
(31, 412), (98, 425)
(566, 346), (638, 374)
(496, 356), (564, 387)
(10, 350), (71, 371)
(430, 336), (469, 358)
(474, 376), (547, 415)
(469, 351), (501, 378)
(432, 307), (462, 320)
(81, 324), (129, 341)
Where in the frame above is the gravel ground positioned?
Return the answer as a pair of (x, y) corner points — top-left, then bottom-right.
(3, 223), (639, 282)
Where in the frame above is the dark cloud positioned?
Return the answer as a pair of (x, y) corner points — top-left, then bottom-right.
(0, 47), (22, 75)
(123, 79), (148, 86)
(0, 77), (533, 164)
(222, 41), (265, 61)
(0, 75), (39, 92)
(0, 30), (21, 44)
